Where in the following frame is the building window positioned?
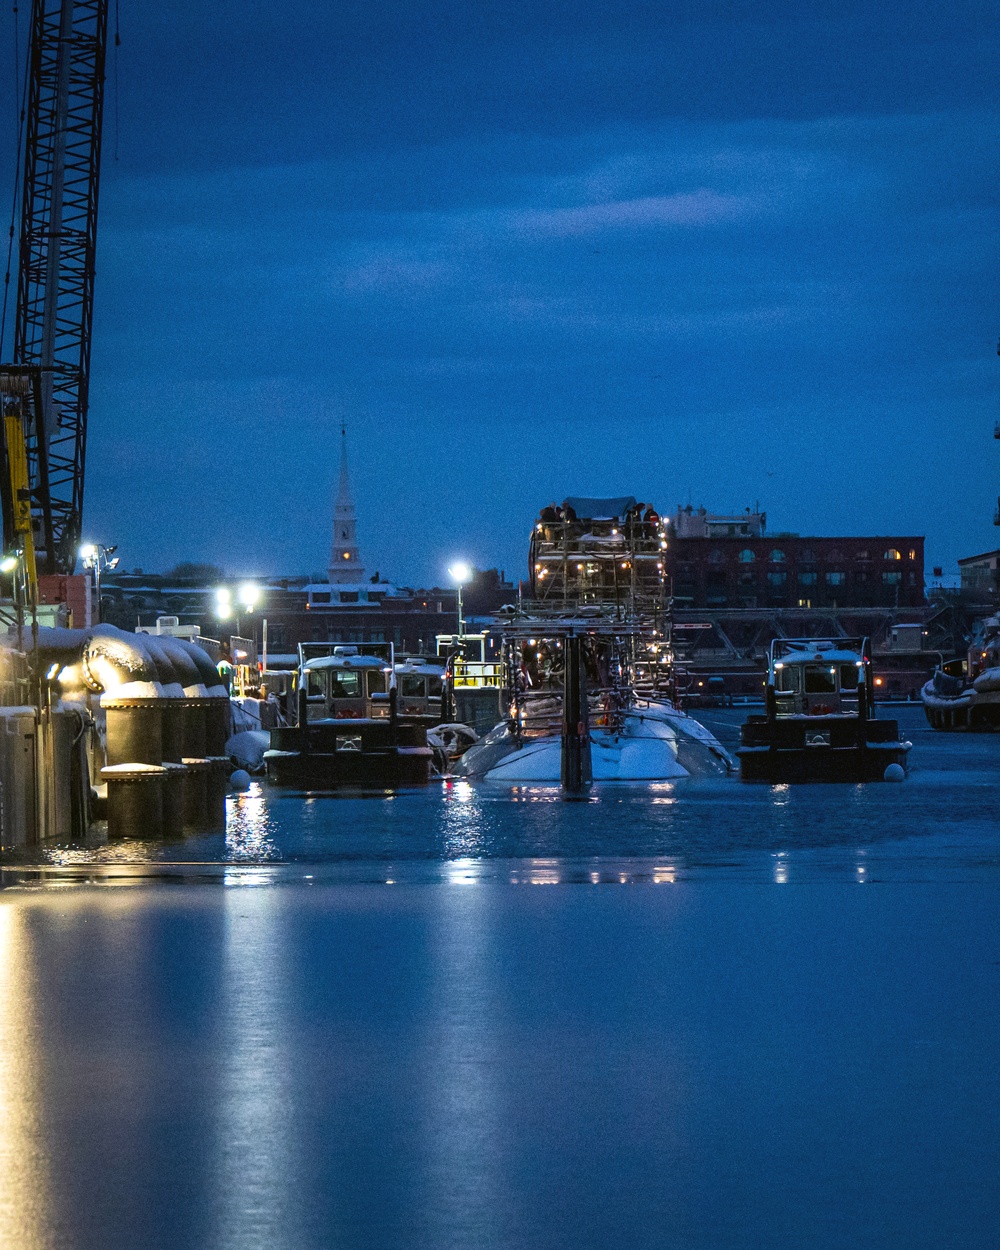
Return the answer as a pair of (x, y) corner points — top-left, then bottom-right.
(882, 571), (901, 585)
(770, 550), (785, 563)
(738, 571), (756, 586)
(738, 549), (755, 563)
(339, 592), (359, 603)
(798, 571), (817, 585)
(826, 572), (846, 585)
(708, 548), (725, 564)
(767, 571), (786, 586)
(311, 592), (331, 604)
(884, 548), (902, 561)
(797, 598), (812, 608)
(908, 549), (917, 561)
(800, 548), (817, 563)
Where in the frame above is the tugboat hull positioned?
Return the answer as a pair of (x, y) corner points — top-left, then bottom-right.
(737, 716), (910, 783)
(264, 720), (433, 788)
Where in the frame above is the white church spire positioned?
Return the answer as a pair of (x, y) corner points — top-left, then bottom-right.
(329, 423), (365, 584)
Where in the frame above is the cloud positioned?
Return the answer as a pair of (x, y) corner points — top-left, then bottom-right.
(509, 189), (758, 237)
(82, 108), (999, 580)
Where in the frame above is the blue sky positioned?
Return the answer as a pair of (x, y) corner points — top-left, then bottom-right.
(1, 1), (997, 583)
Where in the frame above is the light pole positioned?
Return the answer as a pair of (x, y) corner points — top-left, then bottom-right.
(448, 561), (472, 638)
(79, 543), (119, 625)
(238, 582), (262, 671)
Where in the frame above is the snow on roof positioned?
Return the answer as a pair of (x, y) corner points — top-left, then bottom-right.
(303, 654), (389, 670)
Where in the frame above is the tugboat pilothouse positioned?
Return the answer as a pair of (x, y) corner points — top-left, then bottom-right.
(264, 644), (433, 787)
(738, 638), (911, 782)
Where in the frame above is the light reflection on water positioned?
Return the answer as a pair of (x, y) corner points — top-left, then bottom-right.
(226, 782), (281, 862)
(0, 907), (52, 1250)
(212, 885), (299, 1249)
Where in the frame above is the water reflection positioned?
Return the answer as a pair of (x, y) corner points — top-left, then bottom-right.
(419, 877), (510, 1240)
(211, 886), (299, 1249)
(0, 906), (52, 1249)
(226, 784), (281, 862)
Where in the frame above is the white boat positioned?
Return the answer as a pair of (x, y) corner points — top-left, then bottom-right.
(921, 614), (1000, 730)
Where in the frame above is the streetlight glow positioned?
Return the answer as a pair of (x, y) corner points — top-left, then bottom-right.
(0, 556), (17, 574)
(238, 582), (261, 610)
(448, 561), (473, 638)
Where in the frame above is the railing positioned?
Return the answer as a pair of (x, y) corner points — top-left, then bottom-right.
(451, 660), (503, 688)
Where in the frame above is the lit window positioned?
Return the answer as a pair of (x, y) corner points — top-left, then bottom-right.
(884, 548), (901, 561)
(770, 550), (785, 563)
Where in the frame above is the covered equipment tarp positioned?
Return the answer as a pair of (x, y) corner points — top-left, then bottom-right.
(561, 496), (637, 521)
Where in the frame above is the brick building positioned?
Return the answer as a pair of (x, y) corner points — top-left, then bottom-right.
(667, 507), (924, 611)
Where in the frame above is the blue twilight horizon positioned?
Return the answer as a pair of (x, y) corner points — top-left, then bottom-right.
(0, 1), (996, 584)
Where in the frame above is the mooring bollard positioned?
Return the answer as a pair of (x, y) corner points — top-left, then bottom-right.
(181, 756), (212, 827)
(160, 761), (188, 836)
(101, 764), (167, 839)
(103, 698), (163, 767)
(205, 757), (232, 828)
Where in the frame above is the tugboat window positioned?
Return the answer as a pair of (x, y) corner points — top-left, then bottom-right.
(335, 735), (362, 752)
(330, 672), (362, 698)
(776, 666), (800, 692)
(804, 666), (837, 694)
(367, 670), (387, 695)
(840, 665), (860, 689)
(307, 671), (325, 697)
(401, 675), (426, 698)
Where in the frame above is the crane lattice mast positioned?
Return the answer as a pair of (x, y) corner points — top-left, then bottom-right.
(8, 0), (109, 575)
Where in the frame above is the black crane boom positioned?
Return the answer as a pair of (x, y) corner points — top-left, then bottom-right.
(10, 0), (109, 575)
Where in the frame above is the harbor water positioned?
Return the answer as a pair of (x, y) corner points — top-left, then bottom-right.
(1, 706), (999, 1249)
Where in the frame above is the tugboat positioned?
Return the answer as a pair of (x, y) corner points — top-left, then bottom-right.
(453, 496), (735, 784)
(921, 614), (1000, 730)
(738, 638), (911, 782)
(264, 645), (433, 787)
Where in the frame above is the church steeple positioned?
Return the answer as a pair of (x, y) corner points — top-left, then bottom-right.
(329, 423), (365, 584)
